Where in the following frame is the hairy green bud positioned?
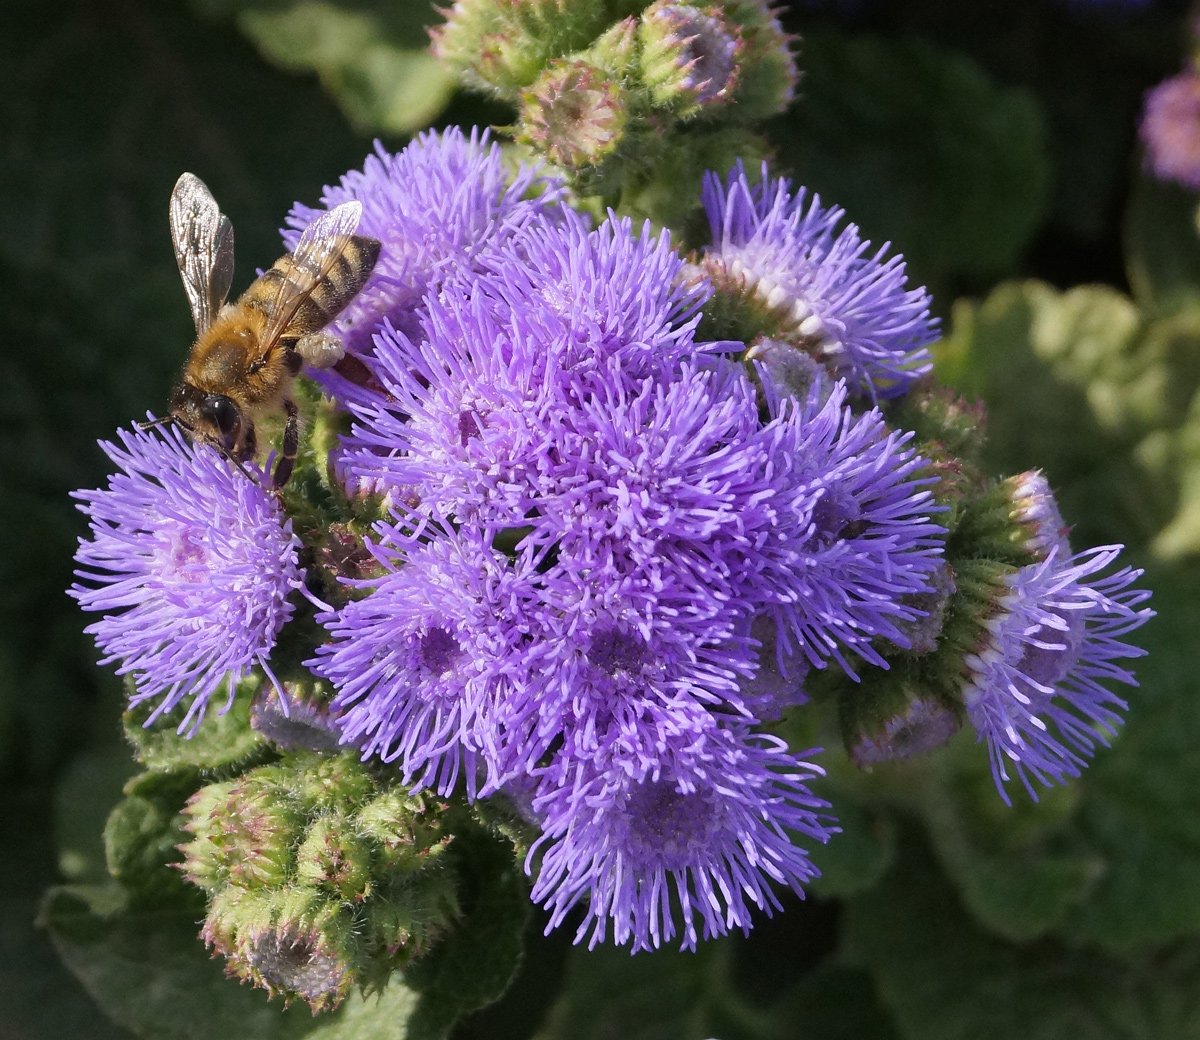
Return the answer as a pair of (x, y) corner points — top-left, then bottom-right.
(431, 0), (609, 99)
(639, 1), (742, 117)
(841, 670), (962, 767)
(517, 56), (630, 170)
(180, 753), (460, 1010)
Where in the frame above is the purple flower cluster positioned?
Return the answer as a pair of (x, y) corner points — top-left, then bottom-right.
(70, 422), (302, 732)
(69, 129), (1155, 956)
(1140, 70), (1200, 192)
(304, 137), (948, 949)
(700, 163), (937, 398)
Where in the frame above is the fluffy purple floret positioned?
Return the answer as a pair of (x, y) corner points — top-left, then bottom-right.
(527, 725), (834, 951)
(703, 162), (937, 397)
(471, 208), (713, 379)
(336, 211), (720, 505)
(69, 422), (302, 732)
(749, 380), (945, 675)
(283, 127), (563, 406)
(963, 546), (1153, 804)
(307, 525), (542, 796)
(1140, 70), (1200, 192)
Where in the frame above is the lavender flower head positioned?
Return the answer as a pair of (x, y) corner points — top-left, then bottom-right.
(701, 163), (937, 397)
(336, 209), (713, 507)
(283, 127), (563, 405)
(749, 379), (945, 675)
(307, 526), (543, 797)
(70, 422), (302, 731)
(963, 546), (1153, 804)
(529, 726), (834, 951)
(1140, 70), (1200, 192)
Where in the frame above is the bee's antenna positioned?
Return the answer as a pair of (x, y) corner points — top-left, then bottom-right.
(137, 416), (180, 432)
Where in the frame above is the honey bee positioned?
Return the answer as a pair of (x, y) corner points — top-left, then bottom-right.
(156, 172), (380, 488)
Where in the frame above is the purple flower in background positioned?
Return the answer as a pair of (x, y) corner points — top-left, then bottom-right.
(307, 526), (542, 796)
(1141, 70), (1200, 192)
(749, 380), (944, 675)
(963, 546), (1153, 803)
(284, 127), (563, 406)
(529, 725), (833, 951)
(702, 163), (937, 397)
(70, 422), (302, 732)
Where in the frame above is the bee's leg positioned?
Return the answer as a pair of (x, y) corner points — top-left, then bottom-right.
(273, 398), (299, 489)
(295, 331), (345, 370)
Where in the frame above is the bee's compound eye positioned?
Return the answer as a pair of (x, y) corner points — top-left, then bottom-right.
(203, 394), (241, 437)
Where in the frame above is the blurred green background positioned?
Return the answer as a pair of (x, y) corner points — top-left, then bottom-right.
(7, 1), (1200, 1037)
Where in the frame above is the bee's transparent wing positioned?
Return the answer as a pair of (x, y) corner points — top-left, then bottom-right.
(256, 201), (362, 360)
(169, 172), (235, 335)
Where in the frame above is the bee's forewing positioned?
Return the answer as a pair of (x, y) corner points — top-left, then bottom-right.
(169, 172), (235, 335)
(256, 200), (363, 358)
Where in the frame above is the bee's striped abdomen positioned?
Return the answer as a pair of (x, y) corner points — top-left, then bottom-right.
(241, 234), (381, 340)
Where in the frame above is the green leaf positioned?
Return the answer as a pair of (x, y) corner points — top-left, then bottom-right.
(770, 964), (901, 1040)
(123, 677), (270, 776)
(104, 772), (199, 906)
(773, 30), (1051, 287)
(1054, 563), (1200, 953)
(808, 793), (897, 900)
(541, 941), (764, 1040)
(938, 280), (1170, 552)
(41, 884), (418, 1040)
(889, 730), (1103, 942)
(845, 831), (1200, 1040)
(1125, 173), (1200, 321)
(402, 827), (530, 1040)
(55, 748), (139, 885)
(235, 2), (457, 135)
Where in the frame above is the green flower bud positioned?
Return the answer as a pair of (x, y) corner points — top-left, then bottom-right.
(885, 380), (988, 466)
(1004, 470), (1070, 559)
(722, 0), (797, 120)
(841, 671), (961, 768)
(296, 814), (373, 901)
(356, 790), (454, 874)
(639, 1), (742, 116)
(203, 886), (354, 1012)
(516, 57), (630, 170)
(182, 772), (301, 891)
(181, 753), (462, 1008)
(431, 0), (609, 99)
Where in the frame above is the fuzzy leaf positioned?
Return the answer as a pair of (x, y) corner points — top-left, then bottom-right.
(402, 827), (530, 1040)
(845, 832), (1200, 1040)
(54, 747), (139, 885)
(41, 883), (419, 1040)
(1053, 564), (1200, 952)
(774, 30), (1051, 287)
(123, 677), (270, 776)
(233, 2), (456, 134)
(104, 772), (199, 906)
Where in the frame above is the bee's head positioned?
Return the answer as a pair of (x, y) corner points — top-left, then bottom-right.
(168, 383), (249, 460)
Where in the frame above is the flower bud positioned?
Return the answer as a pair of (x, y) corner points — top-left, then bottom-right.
(182, 772), (301, 891)
(296, 814), (374, 901)
(886, 558), (957, 657)
(1004, 470), (1070, 559)
(639, 2), (742, 116)
(740, 614), (809, 721)
(841, 672), (961, 767)
(516, 57), (630, 170)
(355, 790), (454, 873)
(203, 887), (354, 1012)
(722, 0), (798, 119)
(745, 336), (833, 409)
(431, 0), (609, 99)
(250, 680), (344, 753)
